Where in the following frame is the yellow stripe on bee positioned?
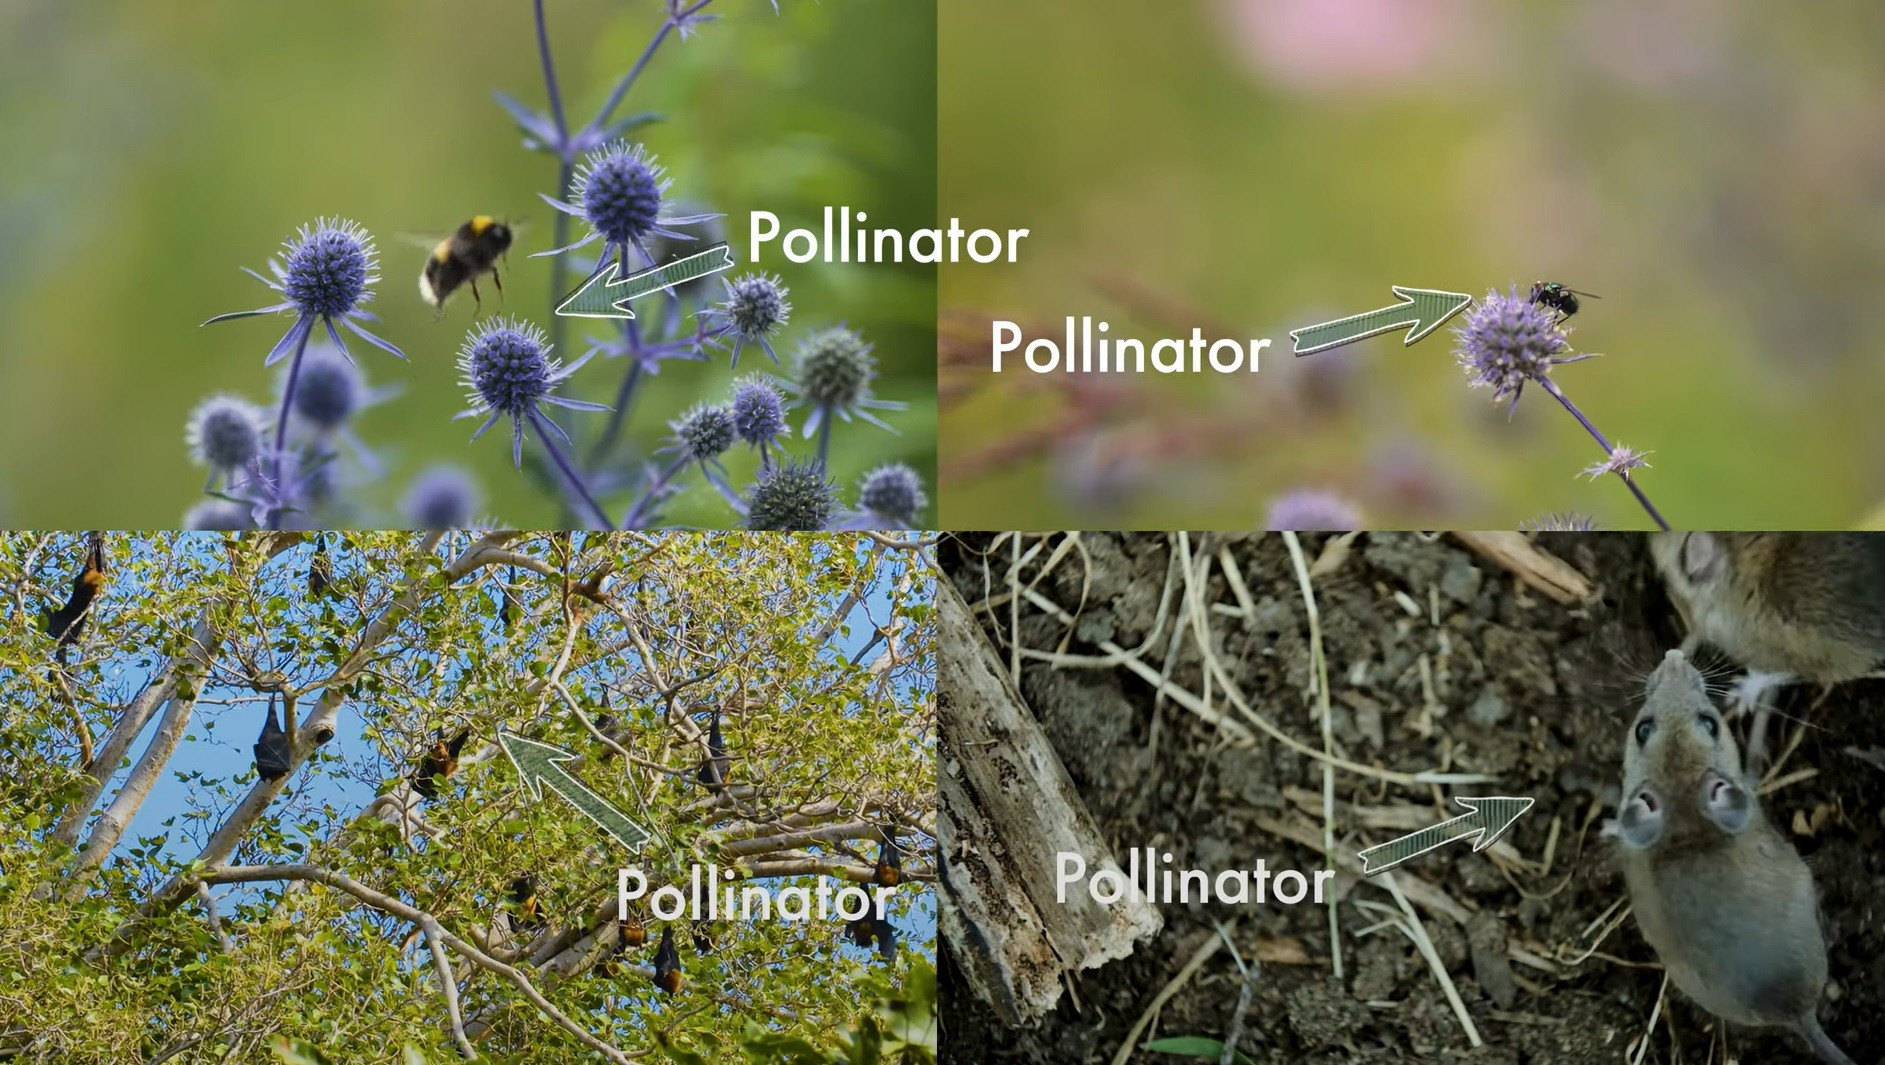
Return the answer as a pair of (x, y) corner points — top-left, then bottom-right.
(470, 215), (494, 235)
(433, 241), (452, 262)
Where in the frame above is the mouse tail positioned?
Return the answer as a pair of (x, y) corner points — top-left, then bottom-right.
(1800, 1019), (1856, 1065)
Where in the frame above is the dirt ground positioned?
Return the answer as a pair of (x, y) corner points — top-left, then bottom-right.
(938, 533), (1885, 1064)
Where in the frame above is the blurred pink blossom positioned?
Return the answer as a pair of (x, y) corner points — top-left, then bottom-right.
(1216, 0), (1485, 92)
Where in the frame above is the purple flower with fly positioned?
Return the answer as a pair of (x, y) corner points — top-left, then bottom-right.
(1454, 285), (1670, 530)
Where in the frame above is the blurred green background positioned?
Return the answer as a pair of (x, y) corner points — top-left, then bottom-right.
(0, 0), (936, 528)
(940, 0), (1885, 529)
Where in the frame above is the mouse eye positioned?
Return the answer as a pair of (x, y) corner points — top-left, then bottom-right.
(1696, 712), (1719, 739)
(1634, 718), (1655, 746)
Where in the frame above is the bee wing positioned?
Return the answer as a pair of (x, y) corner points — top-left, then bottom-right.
(397, 232), (448, 253)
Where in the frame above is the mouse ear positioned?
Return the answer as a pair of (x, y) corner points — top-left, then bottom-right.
(1700, 773), (1752, 834)
(1618, 788), (1664, 849)
(1680, 533), (1723, 582)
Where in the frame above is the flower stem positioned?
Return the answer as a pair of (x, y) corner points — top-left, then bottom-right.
(621, 456), (689, 529)
(533, 0), (569, 143)
(529, 410), (614, 528)
(1538, 377), (1670, 531)
(267, 317), (317, 529)
(546, 159), (575, 366)
(593, 0), (716, 129)
(587, 360), (644, 466)
(815, 411), (834, 470)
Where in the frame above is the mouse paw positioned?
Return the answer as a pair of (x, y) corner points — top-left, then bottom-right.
(1725, 670), (1793, 718)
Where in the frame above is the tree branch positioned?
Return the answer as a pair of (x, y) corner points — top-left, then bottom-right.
(422, 917), (477, 1060)
(194, 864), (632, 1064)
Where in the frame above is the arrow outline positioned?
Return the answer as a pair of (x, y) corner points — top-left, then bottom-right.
(1289, 285), (1476, 357)
(554, 242), (738, 320)
(496, 730), (651, 852)
(1355, 795), (1534, 876)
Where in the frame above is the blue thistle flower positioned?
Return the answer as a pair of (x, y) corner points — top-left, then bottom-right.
(185, 394), (265, 477)
(290, 344), (366, 432)
(730, 375), (788, 455)
(746, 460), (837, 531)
(456, 316), (614, 527)
(203, 217), (404, 367)
(403, 466), (482, 529)
(183, 499), (254, 531)
(536, 141), (718, 268)
(665, 403), (736, 464)
(1264, 490), (1362, 531)
(787, 326), (907, 465)
(857, 463), (926, 526)
(1581, 445), (1650, 481)
(1452, 286), (1591, 413)
(455, 316), (607, 468)
(702, 273), (791, 367)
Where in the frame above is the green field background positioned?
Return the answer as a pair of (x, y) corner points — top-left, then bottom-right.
(0, 0), (936, 527)
(940, 0), (1885, 530)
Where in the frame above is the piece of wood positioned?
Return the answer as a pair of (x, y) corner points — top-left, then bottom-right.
(938, 577), (1162, 1025)
(1452, 532), (1594, 604)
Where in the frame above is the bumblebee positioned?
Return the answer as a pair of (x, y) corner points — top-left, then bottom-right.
(1529, 281), (1600, 323)
(419, 216), (513, 315)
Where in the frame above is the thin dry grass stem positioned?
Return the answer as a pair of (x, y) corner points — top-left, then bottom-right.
(1071, 564), (1489, 785)
(1279, 531), (1344, 983)
(1111, 920), (1231, 1065)
(1629, 973), (1670, 1065)
(1378, 872), (1483, 1048)
(1758, 766), (1818, 796)
(1212, 921), (1259, 1065)
(1216, 544), (1258, 620)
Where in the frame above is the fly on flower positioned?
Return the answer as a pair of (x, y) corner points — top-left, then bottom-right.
(1529, 281), (1601, 323)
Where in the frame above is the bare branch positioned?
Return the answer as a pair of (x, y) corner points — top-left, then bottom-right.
(422, 917), (476, 1060)
(195, 864), (632, 1065)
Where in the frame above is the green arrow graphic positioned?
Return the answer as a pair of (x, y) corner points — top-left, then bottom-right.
(496, 730), (650, 851)
(1356, 796), (1533, 876)
(1289, 286), (1474, 357)
(554, 243), (738, 320)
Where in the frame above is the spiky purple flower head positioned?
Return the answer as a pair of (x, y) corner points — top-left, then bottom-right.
(706, 273), (791, 367)
(1264, 489), (1362, 531)
(1453, 286), (1582, 411)
(858, 464), (926, 525)
(730, 376), (788, 449)
(455, 316), (607, 467)
(281, 219), (374, 319)
(204, 217), (404, 365)
(667, 403), (736, 463)
(536, 141), (720, 268)
(746, 460), (837, 531)
(185, 395), (265, 471)
(403, 466), (481, 529)
(290, 344), (366, 431)
(1580, 445), (1650, 481)
(791, 326), (907, 442)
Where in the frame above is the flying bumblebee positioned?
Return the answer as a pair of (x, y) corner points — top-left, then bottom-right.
(418, 216), (513, 315)
(1529, 281), (1600, 323)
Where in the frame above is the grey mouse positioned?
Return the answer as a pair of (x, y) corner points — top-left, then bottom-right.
(1614, 649), (1853, 1065)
